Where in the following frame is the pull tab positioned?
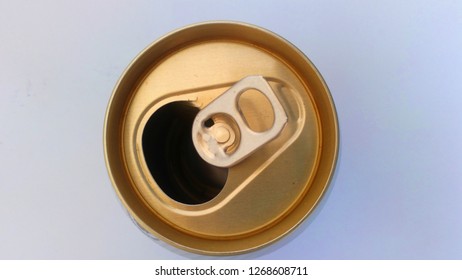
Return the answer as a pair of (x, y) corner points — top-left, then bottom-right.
(192, 75), (288, 167)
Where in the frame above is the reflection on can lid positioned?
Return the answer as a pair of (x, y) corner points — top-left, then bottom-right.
(104, 21), (338, 255)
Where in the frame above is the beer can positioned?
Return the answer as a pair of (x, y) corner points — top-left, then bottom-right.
(104, 21), (338, 255)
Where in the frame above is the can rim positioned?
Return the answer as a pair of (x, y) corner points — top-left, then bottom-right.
(103, 21), (339, 255)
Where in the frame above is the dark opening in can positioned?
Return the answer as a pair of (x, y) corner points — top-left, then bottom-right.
(104, 21), (338, 255)
(142, 101), (228, 205)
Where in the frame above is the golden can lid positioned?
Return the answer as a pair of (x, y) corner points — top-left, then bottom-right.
(104, 21), (338, 255)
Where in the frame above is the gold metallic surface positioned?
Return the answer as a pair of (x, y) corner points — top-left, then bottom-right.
(104, 22), (338, 255)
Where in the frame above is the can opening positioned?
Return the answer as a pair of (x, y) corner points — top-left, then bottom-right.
(142, 101), (228, 205)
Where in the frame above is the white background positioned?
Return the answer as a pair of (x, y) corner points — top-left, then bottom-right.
(1, 0), (461, 259)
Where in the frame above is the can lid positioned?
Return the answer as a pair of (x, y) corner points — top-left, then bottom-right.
(104, 21), (338, 255)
